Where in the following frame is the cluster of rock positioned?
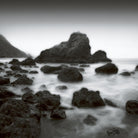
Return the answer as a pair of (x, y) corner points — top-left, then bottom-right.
(35, 32), (111, 63)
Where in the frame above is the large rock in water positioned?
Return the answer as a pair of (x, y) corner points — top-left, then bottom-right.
(35, 32), (111, 63)
(72, 88), (105, 108)
(95, 63), (118, 74)
(0, 35), (27, 58)
(126, 100), (138, 114)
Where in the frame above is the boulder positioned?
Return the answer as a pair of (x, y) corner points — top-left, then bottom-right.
(120, 71), (131, 76)
(22, 92), (36, 104)
(21, 57), (36, 66)
(35, 32), (111, 63)
(11, 75), (33, 85)
(135, 65), (138, 71)
(126, 100), (138, 114)
(0, 88), (19, 99)
(9, 59), (20, 65)
(72, 88), (105, 108)
(35, 90), (60, 111)
(95, 63), (118, 74)
(104, 98), (117, 107)
(58, 67), (83, 82)
(50, 109), (66, 119)
(0, 77), (10, 85)
(10, 65), (22, 71)
(0, 62), (4, 66)
(29, 70), (38, 74)
(41, 65), (62, 74)
(83, 115), (97, 125)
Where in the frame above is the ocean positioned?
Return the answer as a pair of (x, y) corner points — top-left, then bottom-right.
(0, 58), (138, 138)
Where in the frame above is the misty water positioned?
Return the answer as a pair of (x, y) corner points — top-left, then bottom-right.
(1, 58), (138, 138)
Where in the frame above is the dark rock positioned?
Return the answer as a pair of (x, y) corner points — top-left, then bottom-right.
(72, 88), (105, 108)
(29, 70), (38, 74)
(21, 87), (33, 93)
(120, 71), (131, 76)
(14, 73), (22, 78)
(95, 63), (118, 74)
(79, 64), (90, 67)
(135, 65), (138, 71)
(0, 88), (19, 99)
(21, 57), (36, 66)
(83, 115), (97, 125)
(9, 59), (20, 65)
(10, 65), (22, 71)
(0, 99), (30, 117)
(11, 75), (33, 85)
(41, 65), (62, 74)
(20, 69), (28, 73)
(39, 84), (47, 90)
(35, 32), (111, 63)
(0, 35), (27, 58)
(126, 100), (138, 114)
(5, 71), (13, 76)
(58, 67), (83, 82)
(22, 92), (36, 104)
(106, 127), (122, 136)
(0, 77), (10, 85)
(59, 106), (74, 110)
(35, 90), (60, 111)
(56, 85), (68, 90)
(50, 109), (66, 119)
(104, 98), (117, 107)
(0, 62), (4, 66)
(78, 67), (85, 72)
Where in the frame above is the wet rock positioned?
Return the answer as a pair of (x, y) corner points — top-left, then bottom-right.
(35, 90), (60, 111)
(14, 73), (22, 78)
(83, 115), (97, 125)
(0, 62), (4, 66)
(72, 88), (105, 108)
(22, 92), (36, 104)
(79, 64), (90, 67)
(78, 68), (85, 72)
(39, 84), (47, 90)
(58, 67), (83, 82)
(0, 77), (10, 85)
(21, 57), (36, 66)
(9, 59), (20, 65)
(10, 65), (22, 71)
(104, 98), (117, 107)
(20, 69), (29, 73)
(106, 127), (125, 136)
(35, 32), (111, 63)
(40, 65), (62, 74)
(21, 87), (33, 93)
(29, 70), (38, 74)
(95, 63), (118, 74)
(11, 75), (33, 85)
(0, 88), (19, 99)
(56, 85), (68, 90)
(50, 109), (66, 119)
(135, 65), (138, 71)
(120, 71), (131, 76)
(126, 100), (138, 114)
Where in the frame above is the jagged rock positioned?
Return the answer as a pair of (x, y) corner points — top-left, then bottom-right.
(0, 77), (10, 85)
(104, 98), (117, 107)
(41, 65), (62, 74)
(35, 90), (60, 111)
(35, 32), (111, 63)
(0, 35), (27, 58)
(72, 88), (105, 108)
(126, 100), (138, 114)
(120, 71), (131, 76)
(58, 67), (83, 82)
(50, 109), (66, 119)
(21, 57), (36, 66)
(11, 75), (33, 85)
(83, 115), (97, 125)
(95, 63), (118, 74)
(9, 59), (20, 65)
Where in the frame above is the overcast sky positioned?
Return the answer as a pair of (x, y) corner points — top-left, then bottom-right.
(0, 0), (138, 58)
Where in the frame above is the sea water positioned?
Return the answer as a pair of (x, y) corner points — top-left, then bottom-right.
(0, 58), (138, 138)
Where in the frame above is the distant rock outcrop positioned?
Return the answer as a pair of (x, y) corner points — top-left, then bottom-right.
(35, 32), (111, 63)
(0, 35), (27, 58)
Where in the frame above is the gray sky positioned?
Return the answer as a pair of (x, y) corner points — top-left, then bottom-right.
(0, 0), (138, 58)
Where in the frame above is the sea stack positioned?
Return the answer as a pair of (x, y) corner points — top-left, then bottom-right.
(35, 32), (111, 63)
